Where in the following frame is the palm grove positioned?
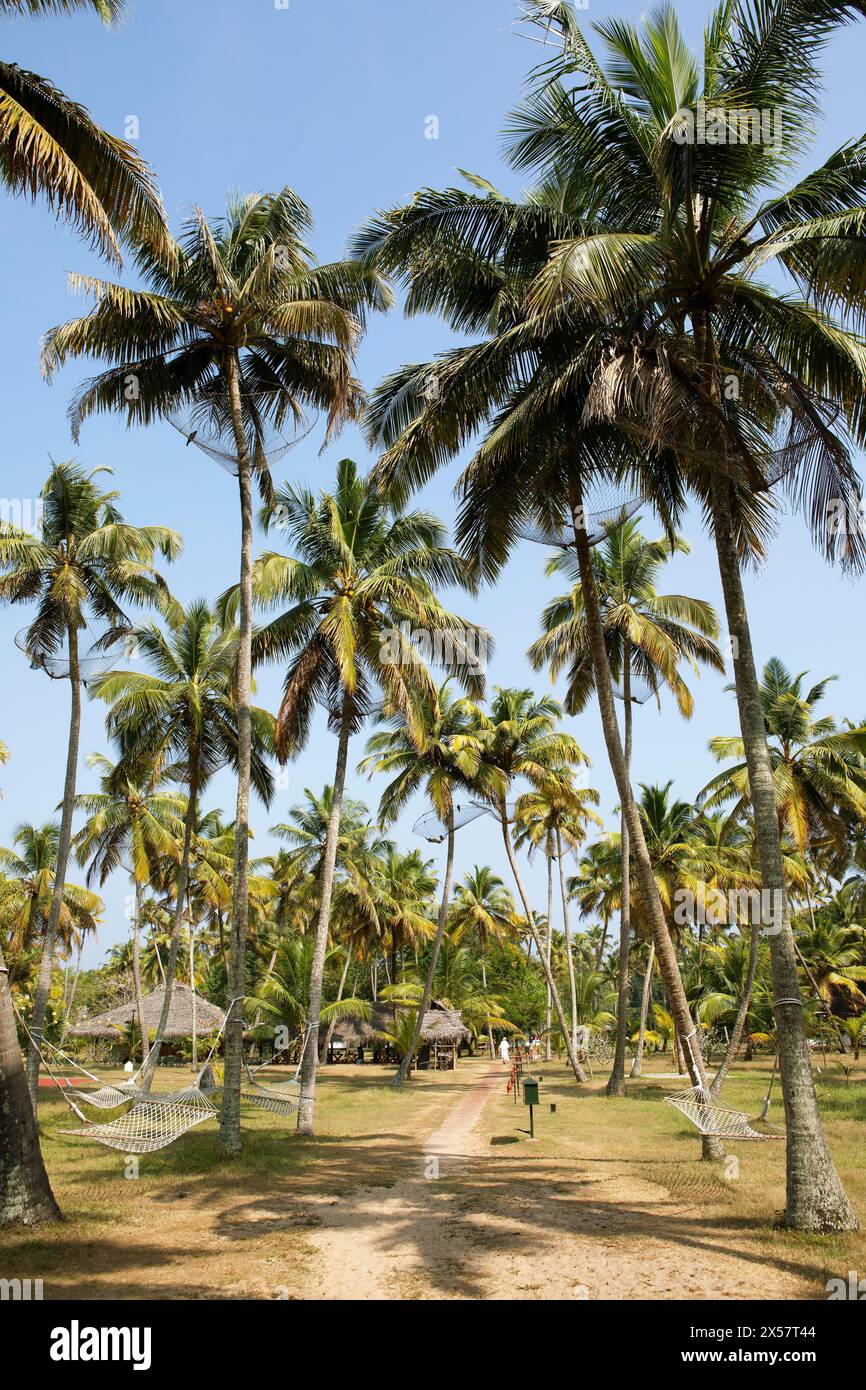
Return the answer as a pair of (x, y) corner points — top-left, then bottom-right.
(1, 0), (866, 1237)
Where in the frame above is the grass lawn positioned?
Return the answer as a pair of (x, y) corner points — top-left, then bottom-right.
(1, 1054), (862, 1299)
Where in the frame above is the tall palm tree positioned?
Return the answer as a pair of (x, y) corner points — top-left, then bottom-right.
(361, 684), (486, 1084)
(0, 461), (180, 1101)
(237, 460), (486, 1130)
(476, 688), (596, 1082)
(90, 599), (274, 1086)
(42, 189), (389, 1152)
(450, 865), (516, 1055)
(72, 751), (185, 1059)
(702, 659), (866, 868)
(501, 0), (866, 1231)
(530, 518), (723, 1091)
(514, 770), (601, 1058)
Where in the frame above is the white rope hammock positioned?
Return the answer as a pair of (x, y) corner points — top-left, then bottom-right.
(61, 1089), (218, 1154)
(240, 1025), (312, 1116)
(664, 1085), (783, 1141)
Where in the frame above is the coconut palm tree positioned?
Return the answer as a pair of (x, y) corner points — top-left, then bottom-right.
(474, 688), (597, 1082)
(529, 518), (723, 1091)
(514, 771), (601, 1059)
(234, 460), (486, 1129)
(42, 190), (389, 1152)
(702, 659), (866, 868)
(500, 0), (866, 1230)
(90, 599), (274, 1086)
(0, 461), (180, 1101)
(0, 1), (170, 265)
(362, 685), (487, 1083)
(72, 752), (184, 1060)
(450, 866), (516, 1055)
(0, 823), (102, 967)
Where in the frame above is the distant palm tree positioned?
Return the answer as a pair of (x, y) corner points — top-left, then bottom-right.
(73, 752), (185, 1058)
(240, 461), (486, 1128)
(477, 688), (593, 1082)
(42, 189), (388, 1153)
(362, 684), (486, 1085)
(0, 461), (180, 1101)
(0, 822), (101, 970)
(450, 865), (516, 1055)
(514, 770), (601, 1058)
(91, 599), (274, 1085)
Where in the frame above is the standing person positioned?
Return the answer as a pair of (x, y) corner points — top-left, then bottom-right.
(499, 1036), (510, 1065)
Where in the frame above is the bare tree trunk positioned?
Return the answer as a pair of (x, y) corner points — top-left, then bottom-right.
(26, 622), (81, 1107)
(544, 834), (553, 1061)
(630, 940), (655, 1078)
(139, 775), (198, 1091)
(220, 347), (254, 1157)
(556, 828), (579, 1056)
(569, 494), (717, 1120)
(393, 810), (456, 1086)
(0, 943), (60, 1227)
(296, 699), (352, 1132)
(607, 641), (633, 1096)
(709, 473), (856, 1230)
(131, 881), (149, 1062)
(500, 808), (587, 1082)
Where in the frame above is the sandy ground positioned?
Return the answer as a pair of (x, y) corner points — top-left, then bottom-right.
(296, 1064), (812, 1301)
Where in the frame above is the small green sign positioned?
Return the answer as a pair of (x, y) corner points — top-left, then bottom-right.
(523, 1078), (539, 1106)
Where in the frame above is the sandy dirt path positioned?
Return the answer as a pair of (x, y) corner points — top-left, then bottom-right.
(299, 1064), (814, 1301)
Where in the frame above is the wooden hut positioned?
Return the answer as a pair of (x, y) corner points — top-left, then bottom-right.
(330, 999), (470, 1069)
(69, 983), (226, 1058)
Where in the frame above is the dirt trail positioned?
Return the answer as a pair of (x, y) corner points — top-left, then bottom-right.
(299, 1064), (813, 1301)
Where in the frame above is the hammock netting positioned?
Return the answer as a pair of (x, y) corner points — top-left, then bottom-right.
(515, 478), (647, 550)
(241, 1076), (301, 1117)
(62, 1089), (218, 1154)
(70, 1081), (138, 1110)
(664, 1085), (784, 1142)
(167, 410), (311, 477)
(412, 800), (507, 843)
(612, 671), (657, 705)
(15, 627), (136, 682)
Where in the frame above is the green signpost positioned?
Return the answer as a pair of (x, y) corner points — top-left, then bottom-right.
(523, 1076), (540, 1138)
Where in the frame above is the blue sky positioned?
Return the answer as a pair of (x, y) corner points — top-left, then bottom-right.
(1, 0), (864, 967)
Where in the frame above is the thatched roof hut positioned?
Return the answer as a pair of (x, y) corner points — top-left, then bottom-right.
(332, 1000), (470, 1050)
(69, 983), (226, 1040)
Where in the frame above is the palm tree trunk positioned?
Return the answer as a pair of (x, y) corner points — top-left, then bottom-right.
(393, 809), (456, 1087)
(500, 808), (587, 1082)
(630, 940), (655, 1078)
(479, 945), (495, 1058)
(0, 940), (60, 1227)
(139, 775), (198, 1091)
(544, 835), (553, 1061)
(568, 495), (714, 1104)
(131, 880), (149, 1063)
(296, 698), (352, 1133)
(594, 922), (609, 971)
(709, 473), (857, 1230)
(26, 622), (82, 1108)
(189, 917), (197, 1070)
(607, 640), (633, 1096)
(556, 828), (579, 1056)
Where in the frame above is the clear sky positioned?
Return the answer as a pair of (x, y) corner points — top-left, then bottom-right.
(2, 0), (864, 967)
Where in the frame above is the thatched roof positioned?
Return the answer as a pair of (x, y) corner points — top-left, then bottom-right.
(69, 983), (226, 1040)
(332, 999), (470, 1048)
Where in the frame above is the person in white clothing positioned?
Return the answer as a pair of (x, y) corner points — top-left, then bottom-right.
(499, 1036), (510, 1064)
